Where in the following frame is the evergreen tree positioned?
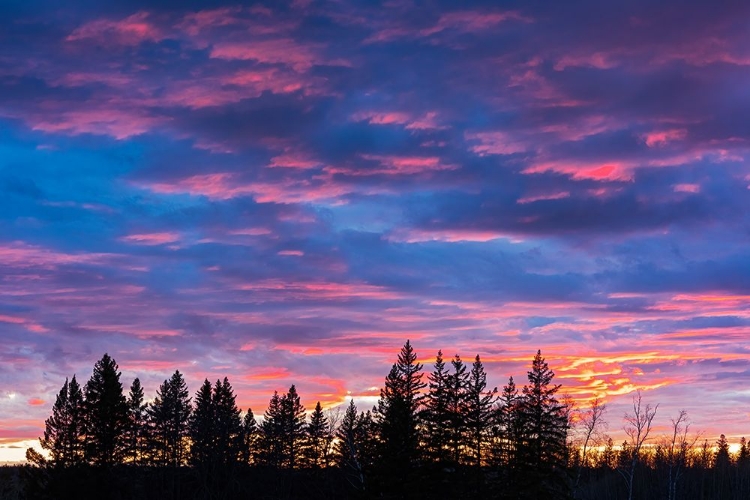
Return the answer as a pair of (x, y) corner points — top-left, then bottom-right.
(714, 434), (731, 469)
(375, 340), (426, 492)
(148, 370), (191, 467)
(40, 376), (86, 466)
(83, 353), (129, 465)
(421, 350), (451, 464)
(125, 377), (147, 464)
(213, 377), (242, 466)
(280, 384), (306, 468)
(516, 350), (570, 498)
(446, 354), (469, 465)
(306, 401), (330, 467)
(464, 354), (497, 467)
(260, 391), (284, 467)
(188, 379), (215, 467)
(336, 400), (366, 490)
(493, 376), (519, 467)
(739, 437), (749, 465)
(240, 408), (258, 465)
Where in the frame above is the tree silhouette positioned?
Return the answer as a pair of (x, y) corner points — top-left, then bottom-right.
(335, 399), (366, 490)
(494, 376), (520, 469)
(421, 350), (451, 464)
(83, 353), (129, 466)
(188, 379), (214, 467)
(280, 384), (306, 469)
(465, 354), (497, 468)
(125, 377), (147, 465)
(240, 408), (258, 465)
(517, 350), (570, 498)
(148, 370), (191, 467)
(376, 341), (426, 475)
(619, 390), (658, 500)
(446, 353), (469, 465)
(306, 401), (330, 467)
(259, 391), (284, 467)
(40, 376), (86, 466)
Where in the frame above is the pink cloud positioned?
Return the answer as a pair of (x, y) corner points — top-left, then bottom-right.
(120, 232), (181, 245)
(0, 242), (110, 270)
(327, 155), (456, 176)
(28, 106), (166, 140)
(673, 183), (701, 193)
(389, 229), (518, 243)
(522, 160), (633, 182)
(517, 191), (571, 204)
(210, 39), (338, 72)
(643, 128), (688, 147)
(553, 52), (620, 71)
(421, 10), (528, 36)
(235, 279), (401, 302)
(66, 12), (164, 46)
(277, 250), (304, 256)
(268, 152), (323, 169)
(466, 131), (529, 155)
(143, 172), (357, 204)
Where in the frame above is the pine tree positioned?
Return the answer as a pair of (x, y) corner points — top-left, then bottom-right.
(422, 350), (451, 464)
(280, 384), (306, 469)
(493, 376), (519, 467)
(516, 350), (570, 497)
(465, 354), (497, 467)
(40, 376), (86, 466)
(739, 437), (749, 465)
(715, 434), (731, 469)
(306, 401), (330, 467)
(148, 370), (191, 467)
(213, 377), (242, 466)
(240, 409), (258, 465)
(335, 400), (366, 490)
(446, 354), (469, 465)
(125, 378), (147, 464)
(375, 340), (426, 491)
(260, 391), (284, 467)
(83, 353), (129, 465)
(188, 379), (215, 467)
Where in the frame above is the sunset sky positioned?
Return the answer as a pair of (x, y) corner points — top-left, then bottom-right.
(2, 0), (750, 462)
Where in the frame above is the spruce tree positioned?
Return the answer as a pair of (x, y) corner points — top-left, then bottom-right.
(446, 354), (469, 465)
(260, 391), (284, 467)
(84, 353), (129, 465)
(422, 350), (451, 464)
(188, 379), (215, 467)
(280, 384), (306, 469)
(240, 409), (258, 465)
(213, 377), (242, 466)
(375, 340), (426, 490)
(40, 376), (86, 466)
(306, 401), (330, 467)
(465, 355), (497, 468)
(125, 378), (147, 464)
(715, 434), (731, 469)
(148, 370), (191, 467)
(517, 350), (570, 498)
(494, 376), (519, 468)
(336, 400), (366, 490)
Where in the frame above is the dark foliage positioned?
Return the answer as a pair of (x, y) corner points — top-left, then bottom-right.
(17, 343), (750, 500)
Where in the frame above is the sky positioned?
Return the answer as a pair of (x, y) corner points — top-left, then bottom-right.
(2, 0), (750, 462)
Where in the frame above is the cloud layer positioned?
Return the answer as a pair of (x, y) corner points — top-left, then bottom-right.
(2, 0), (750, 461)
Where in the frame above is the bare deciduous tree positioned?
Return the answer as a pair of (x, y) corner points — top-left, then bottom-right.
(661, 410), (700, 500)
(573, 397), (608, 498)
(618, 391), (658, 500)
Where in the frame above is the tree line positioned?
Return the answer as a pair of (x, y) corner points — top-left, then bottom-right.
(3, 341), (749, 499)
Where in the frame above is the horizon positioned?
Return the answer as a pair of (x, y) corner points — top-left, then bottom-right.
(2, 0), (750, 464)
